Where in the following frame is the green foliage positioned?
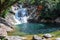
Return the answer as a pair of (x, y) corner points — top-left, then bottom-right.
(1, 0), (60, 18)
(57, 2), (60, 9)
(0, 36), (7, 40)
(1, 9), (9, 18)
(18, 0), (26, 3)
(30, 0), (35, 5)
(1, 0), (20, 18)
(40, 0), (60, 18)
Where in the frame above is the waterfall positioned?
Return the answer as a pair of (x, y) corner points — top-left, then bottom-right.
(14, 5), (28, 25)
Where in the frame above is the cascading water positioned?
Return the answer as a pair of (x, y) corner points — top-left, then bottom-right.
(14, 4), (28, 25)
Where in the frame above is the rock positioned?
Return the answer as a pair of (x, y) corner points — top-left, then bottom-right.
(6, 36), (27, 40)
(0, 23), (14, 36)
(6, 36), (22, 40)
(0, 17), (13, 27)
(20, 37), (27, 40)
(55, 17), (60, 23)
(32, 35), (43, 40)
(43, 34), (52, 38)
(0, 17), (14, 32)
(42, 38), (46, 40)
(41, 19), (47, 23)
(0, 27), (7, 36)
(5, 12), (21, 25)
(55, 38), (60, 40)
(0, 23), (13, 32)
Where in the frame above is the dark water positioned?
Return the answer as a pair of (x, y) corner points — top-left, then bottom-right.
(16, 23), (60, 34)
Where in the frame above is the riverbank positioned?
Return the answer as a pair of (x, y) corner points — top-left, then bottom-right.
(7, 23), (60, 40)
(2, 17), (60, 40)
(7, 31), (60, 40)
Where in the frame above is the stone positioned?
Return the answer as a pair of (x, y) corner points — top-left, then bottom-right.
(41, 38), (46, 40)
(32, 35), (42, 40)
(43, 34), (52, 38)
(55, 17), (60, 23)
(0, 17), (13, 27)
(0, 28), (7, 36)
(6, 36), (27, 40)
(55, 38), (60, 40)
(0, 23), (13, 32)
(6, 36), (22, 40)
(0, 24), (8, 36)
(20, 37), (27, 40)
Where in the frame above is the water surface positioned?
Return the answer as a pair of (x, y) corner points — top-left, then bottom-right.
(16, 23), (60, 34)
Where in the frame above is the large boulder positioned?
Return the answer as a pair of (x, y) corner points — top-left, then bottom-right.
(0, 17), (14, 28)
(0, 28), (7, 36)
(0, 24), (7, 36)
(0, 23), (14, 36)
(0, 23), (13, 32)
(5, 13), (16, 25)
(5, 12), (21, 25)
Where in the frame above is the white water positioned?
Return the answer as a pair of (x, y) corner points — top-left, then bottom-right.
(13, 15), (21, 25)
(12, 5), (28, 25)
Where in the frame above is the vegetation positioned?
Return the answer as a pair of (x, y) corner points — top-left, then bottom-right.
(1, 0), (20, 18)
(0, 36), (8, 40)
(1, 0), (60, 40)
(1, 0), (60, 19)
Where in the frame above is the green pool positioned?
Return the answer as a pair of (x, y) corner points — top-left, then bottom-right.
(8, 23), (60, 37)
(15, 23), (60, 35)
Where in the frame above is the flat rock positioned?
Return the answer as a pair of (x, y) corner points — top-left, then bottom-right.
(55, 38), (60, 40)
(6, 36), (27, 40)
(43, 34), (52, 38)
(0, 23), (13, 32)
(32, 35), (46, 40)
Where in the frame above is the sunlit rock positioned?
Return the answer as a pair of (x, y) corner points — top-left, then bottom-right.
(0, 24), (7, 36)
(6, 36), (22, 40)
(43, 34), (52, 38)
(6, 36), (27, 40)
(0, 28), (7, 36)
(32, 35), (42, 40)
(55, 38), (60, 40)
(0, 23), (13, 32)
(0, 17), (14, 28)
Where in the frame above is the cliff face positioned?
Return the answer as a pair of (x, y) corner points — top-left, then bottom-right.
(0, 17), (13, 27)
(0, 17), (14, 32)
(0, 17), (14, 36)
(5, 12), (21, 25)
(5, 13), (16, 25)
